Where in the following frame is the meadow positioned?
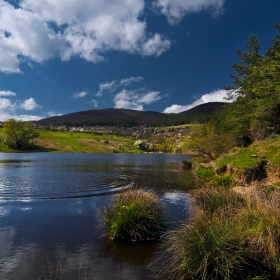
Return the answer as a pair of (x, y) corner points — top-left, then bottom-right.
(0, 128), (142, 153)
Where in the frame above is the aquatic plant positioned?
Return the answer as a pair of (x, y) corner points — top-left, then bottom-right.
(99, 188), (165, 241)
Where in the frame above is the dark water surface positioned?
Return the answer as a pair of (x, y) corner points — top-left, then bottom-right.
(0, 153), (197, 279)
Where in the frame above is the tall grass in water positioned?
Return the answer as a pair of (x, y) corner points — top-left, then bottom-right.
(99, 188), (165, 241)
(161, 186), (280, 280)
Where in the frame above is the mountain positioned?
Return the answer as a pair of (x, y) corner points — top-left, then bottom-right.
(35, 102), (226, 127)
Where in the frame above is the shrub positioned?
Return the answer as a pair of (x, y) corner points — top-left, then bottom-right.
(99, 188), (165, 241)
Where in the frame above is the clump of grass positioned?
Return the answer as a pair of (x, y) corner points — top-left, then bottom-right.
(196, 167), (215, 181)
(162, 211), (247, 280)
(99, 188), (165, 241)
(211, 174), (235, 186)
(192, 187), (247, 217)
(162, 187), (280, 280)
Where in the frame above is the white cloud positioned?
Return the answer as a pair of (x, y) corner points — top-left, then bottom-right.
(47, 111), (62, 117)
(0, 97), (16, 120)
(96, 81), (117, 97)
(20, 98), (40, 110)
(0, 90), (16, 96)
(97, 77), (144, 96)
(120, 76), (143, 87)
(152, 0), (225, 25)
(163, 89), (230, 113)
(14, 114), (44, 121)
(91, 99), (98, 107)
(142, 33), (171, 56)
(0, 0), (171, 73)
(138, 91), (161, 104)
(72, 91), (87, 99)
(114, 89), (162, 110)
(0, 97), (43, 121)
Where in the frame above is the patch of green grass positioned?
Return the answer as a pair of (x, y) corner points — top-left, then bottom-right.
(99, 188), (165, 241)
(0, 129), (143, 153)
(216, 135), (280, 168)
(211, 175), (235, 186)
(196, 168), (215, 181)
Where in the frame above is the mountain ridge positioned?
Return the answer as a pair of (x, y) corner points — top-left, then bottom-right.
(35, 102), (226, 127)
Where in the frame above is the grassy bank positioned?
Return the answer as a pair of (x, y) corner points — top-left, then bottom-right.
(215, 135), (280, 168)
(162, 186), (280, 280)
(161, 135), (280, 280)
(0, 129), (142, 153)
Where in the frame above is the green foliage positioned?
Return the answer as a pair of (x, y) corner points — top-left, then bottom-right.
(196, 168), (215, 181)
(148, 113), (211, 127)
(100, 188), (164, 241)
(211, 175), (235, 186)
(187, 123), (237, 160)
(216, 135), (280, 168)
(6, 129), (142, 153)
(187, 24), (280, 159)
(2, 119), (39, 150)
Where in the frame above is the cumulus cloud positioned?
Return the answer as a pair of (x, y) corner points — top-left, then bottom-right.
(0, 0), (171, 73)
(163, 89), (230, 113)
(72, 91), (87, 99)
(0, 90), (16, 96)
(152, 0), (225, 25)
(0, 97), (43, 121)
(114, 89), (162, 110)
(0, 97), (16, 120)
(20, 98), (40, 110)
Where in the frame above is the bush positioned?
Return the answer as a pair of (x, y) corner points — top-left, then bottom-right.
(99, 188), (165, 241)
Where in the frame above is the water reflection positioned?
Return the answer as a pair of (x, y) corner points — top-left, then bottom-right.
(0, 153), (195, 279)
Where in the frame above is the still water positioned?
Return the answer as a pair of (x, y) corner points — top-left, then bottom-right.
(0, 153), (197, 280)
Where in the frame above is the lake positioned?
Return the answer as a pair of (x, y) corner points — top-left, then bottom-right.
(0, 153), (197, 280)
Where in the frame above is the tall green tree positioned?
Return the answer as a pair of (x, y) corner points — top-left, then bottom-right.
(2, 119), (39, 150)
(224, 25), (280, 140)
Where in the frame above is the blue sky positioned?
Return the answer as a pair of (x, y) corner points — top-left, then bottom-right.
(0, 0), (279, 121)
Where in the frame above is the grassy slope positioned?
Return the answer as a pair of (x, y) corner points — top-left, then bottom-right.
(0, 129), (142, 153)
(216, 135), (280, 168)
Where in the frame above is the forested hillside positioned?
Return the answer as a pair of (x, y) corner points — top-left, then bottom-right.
(35, 102), (224, 128)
